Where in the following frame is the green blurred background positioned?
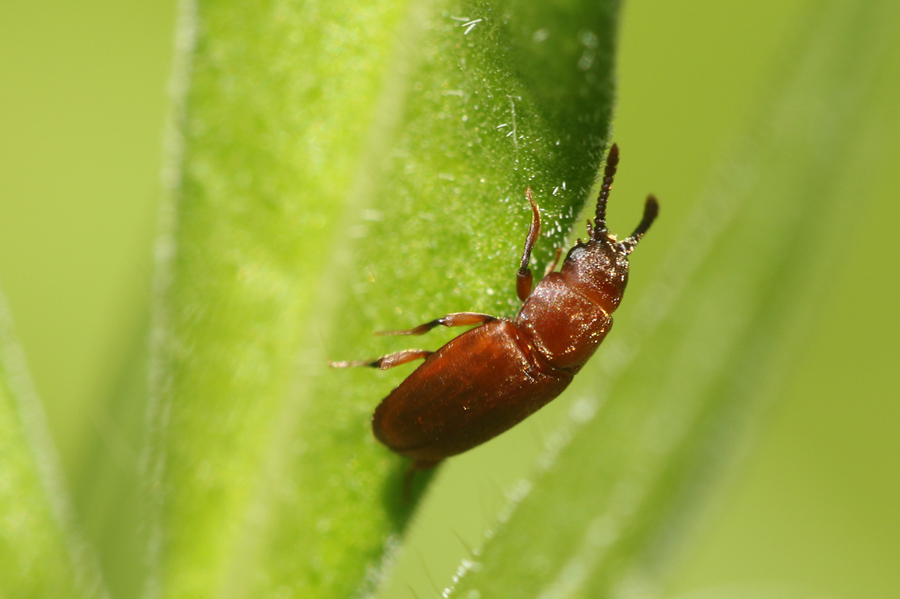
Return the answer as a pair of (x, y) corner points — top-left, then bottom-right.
(1, 1), (897, 598)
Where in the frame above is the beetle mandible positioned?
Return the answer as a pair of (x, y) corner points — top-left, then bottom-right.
(332, 144), (658, 471)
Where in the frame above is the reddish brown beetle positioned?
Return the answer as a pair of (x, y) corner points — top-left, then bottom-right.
(332, 144), (658, 470)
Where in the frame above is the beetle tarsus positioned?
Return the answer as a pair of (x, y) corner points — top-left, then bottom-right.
(328, 360), (369, 368)
(377, 312), (496, 336)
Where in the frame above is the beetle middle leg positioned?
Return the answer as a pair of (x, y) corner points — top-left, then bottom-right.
(376, 312), (496, 336)
(329, 349), (433, 370)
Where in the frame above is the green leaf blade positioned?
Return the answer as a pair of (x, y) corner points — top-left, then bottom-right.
(0, 295), (104, 599)
(150, 0), (421, 596)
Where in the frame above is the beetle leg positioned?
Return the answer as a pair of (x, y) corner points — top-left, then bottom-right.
(543, 247), (562, 278)
(516, 187), (542, 302)
(376, 312), (496, 336)
(402, 459), (442, 502)
(329, 349), (433, 370)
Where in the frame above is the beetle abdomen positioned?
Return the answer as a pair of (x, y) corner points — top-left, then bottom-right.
(373, 320), (573, 463)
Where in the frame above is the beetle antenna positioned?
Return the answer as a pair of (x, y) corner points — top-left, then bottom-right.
(618, 195), (659, 255)
(593, 143), (619, 238)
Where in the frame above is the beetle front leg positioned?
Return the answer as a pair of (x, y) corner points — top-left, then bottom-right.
(516, 187), (542, 302)
(329, 349), (433, 370)
(376, 312), (496, 336)
(543, 247), (562, 277)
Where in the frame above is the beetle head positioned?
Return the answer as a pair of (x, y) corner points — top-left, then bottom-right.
(561, 145), (659, 312)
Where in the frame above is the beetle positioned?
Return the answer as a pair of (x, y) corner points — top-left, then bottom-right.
(331, 144), (658, 471)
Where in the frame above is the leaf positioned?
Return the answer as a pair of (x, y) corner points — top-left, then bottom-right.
(148, 0), (620, 597)
(71, 314), (152, 599)
(0, 292), (106, 599)
(446, 1), (900, 597)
